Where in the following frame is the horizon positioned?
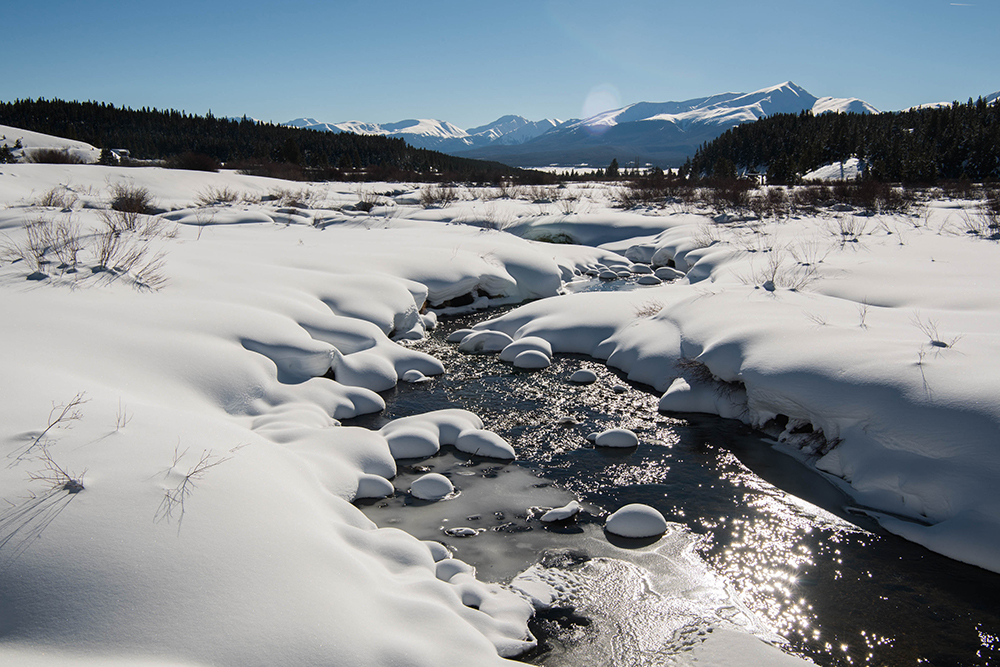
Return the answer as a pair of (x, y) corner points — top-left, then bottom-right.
(3, 1), (998, 129)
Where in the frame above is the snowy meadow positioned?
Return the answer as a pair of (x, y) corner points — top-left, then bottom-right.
(2, 133), (1000, 665)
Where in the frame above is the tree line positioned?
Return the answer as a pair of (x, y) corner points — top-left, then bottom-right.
(0, 98), (548, 183)
(688, 97), (1000, 184)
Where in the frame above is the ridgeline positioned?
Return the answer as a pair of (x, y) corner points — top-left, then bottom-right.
(0, 98), (547, 183)
(689, 96), (1000, 184)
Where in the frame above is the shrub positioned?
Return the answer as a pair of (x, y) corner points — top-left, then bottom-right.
(25, 148), (86, 164)
(420, 184), (458, 208)
(33, 186), (78, 209)
(195, 186), (242, 206)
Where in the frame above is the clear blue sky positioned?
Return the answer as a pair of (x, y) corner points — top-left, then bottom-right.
(3, 0), (997, 128)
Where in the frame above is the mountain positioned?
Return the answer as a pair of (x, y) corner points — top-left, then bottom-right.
(288, 82), (882, 168)
(285, 115), (562, 153)
(460, 82), (878, 167)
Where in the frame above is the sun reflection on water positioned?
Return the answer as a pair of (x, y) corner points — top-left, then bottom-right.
(697, 445), (880, 662)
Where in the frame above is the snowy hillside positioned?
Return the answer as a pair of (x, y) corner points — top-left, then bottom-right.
(1, 123), (102, 163)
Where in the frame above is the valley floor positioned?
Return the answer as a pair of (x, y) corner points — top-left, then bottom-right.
(1, 163), (998, 665)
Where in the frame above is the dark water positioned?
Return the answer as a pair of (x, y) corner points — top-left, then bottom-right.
(349, 310), (1000, 667)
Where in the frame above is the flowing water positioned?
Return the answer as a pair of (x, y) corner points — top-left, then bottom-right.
(349, 296), (1000, 666)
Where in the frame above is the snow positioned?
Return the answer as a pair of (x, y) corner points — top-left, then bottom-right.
(540, 500), (582, 522)
(1, 123), (102, 163)
(803, 157), (864, 181)
(3, 142), (998, 664)
(594, 428), (640, 448)
(410, 472), (456, 500)
(569, 369), (599, 384)
(605, 503), (669, 537)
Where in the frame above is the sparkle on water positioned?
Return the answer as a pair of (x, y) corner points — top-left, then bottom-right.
(348, 304), (1000, 666)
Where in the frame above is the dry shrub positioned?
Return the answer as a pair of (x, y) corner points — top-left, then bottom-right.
(420, 184), (458, 208)
(33, 186), (78, 209)
(196, 186), (242, 206)
(25, 148), (86, 164)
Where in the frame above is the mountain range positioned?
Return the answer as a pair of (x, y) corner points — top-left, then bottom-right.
(287, 82), (997, 168)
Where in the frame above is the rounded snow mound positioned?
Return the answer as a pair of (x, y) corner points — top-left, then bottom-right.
(605, 504), (668, 538)
(499, 336), (553, 363)
(569, 369), (598, 384)
(458, 330), (514, 353)
(594, 428), (639, 448)
(410, 473), (455, 500)
(513, 350), (551, 369)
(454, 429), (516, 459)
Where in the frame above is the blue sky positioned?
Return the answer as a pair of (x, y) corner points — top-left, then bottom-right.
(4, 0), (998, 128)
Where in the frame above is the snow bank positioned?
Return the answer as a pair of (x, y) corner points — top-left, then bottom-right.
(471, 197), (1000, 573)
(0, 165), (567, 666)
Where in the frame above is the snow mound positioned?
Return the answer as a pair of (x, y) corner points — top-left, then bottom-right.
(594, 428), (639, 448)
(513, 350), (551, 369)
(569, 369), (598, 384)
(498, 336), (554, 362)
(605, 504), (668, 538)
(379, 410), (514, 460)
(540, 500), (582, 522)
(459, 330), (515, 353)
(411, 473), (456, 500)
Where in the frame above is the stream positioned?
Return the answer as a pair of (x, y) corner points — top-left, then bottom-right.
(348, 295), (1000, 666)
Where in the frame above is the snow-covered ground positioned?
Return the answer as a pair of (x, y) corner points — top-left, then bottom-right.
(2, 142), (998, 664)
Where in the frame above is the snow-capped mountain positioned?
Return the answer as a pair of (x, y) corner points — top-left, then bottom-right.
(285, 115), (562, 153)
(463, 115), (563, 147)
(288, 82), (881, 167)
(461, 82), (879, 167)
